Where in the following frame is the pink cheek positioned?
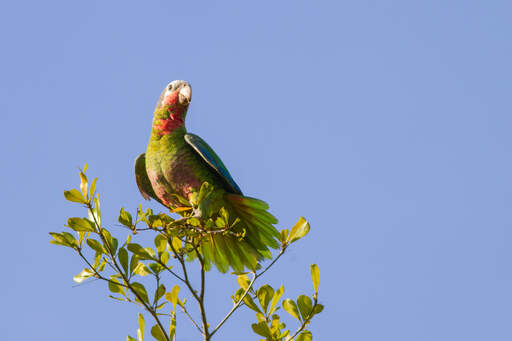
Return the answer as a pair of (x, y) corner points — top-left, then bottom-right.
(165, 92), (179, 105)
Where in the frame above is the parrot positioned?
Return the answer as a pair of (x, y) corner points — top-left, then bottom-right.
(134, 80), (280, 273)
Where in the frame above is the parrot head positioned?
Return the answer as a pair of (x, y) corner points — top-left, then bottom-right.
(153, 80), (192, 134)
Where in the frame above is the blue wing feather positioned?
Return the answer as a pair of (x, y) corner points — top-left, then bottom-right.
(184, 133), (243, 195)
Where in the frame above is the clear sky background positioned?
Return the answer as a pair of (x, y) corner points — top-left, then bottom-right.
(1, 1), (511, 340)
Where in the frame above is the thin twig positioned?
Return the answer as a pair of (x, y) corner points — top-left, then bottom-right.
(155, 258), (187, 283)
(210, 272), (257, 337)
(256, 247), (286, 279)
(210, 246), (287, 337)
(193, 245), (209, 340)
(179, 304), (203, 335)
(169, 240), (208, 339)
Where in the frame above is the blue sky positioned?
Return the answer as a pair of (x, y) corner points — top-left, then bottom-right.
(1, 1), (511, 340)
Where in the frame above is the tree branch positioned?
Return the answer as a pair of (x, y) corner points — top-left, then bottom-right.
(179, 301), (203, 334)
(194, 245), (209, 340)
(169, 240), (209, 339)
(88, 203), (170, 341)
(210, 272), (256, 337)
(210, 246), (287, 337)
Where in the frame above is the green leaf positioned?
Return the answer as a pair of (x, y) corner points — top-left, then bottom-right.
(312, 304), (324, 315)
(67, 217), (95, 232)
(89, 177), (98, 198)
(160, 251), (169, 265)
(278, 330), (290, 339)
(153, 284), (166, 306)
(86, 239), (106, 254)
(137, 313), (144, 341)
(257, 284), (274, 314)
(133, 263), (152, 276)
(237, 274), (251, 291)
(97, 258), (107, 272)
(93, 252), (102, 268)
(197, 181), (214, 204)
(79, 171), (88, 198)
(219, 207), (229, 225)
(143, 247), (156, 259)
(243, 295), (262, 314)
(108, 276), (124, 295)
(127, 336), (136, 341)
(78, 230), (87, 245)
(131, 282), (149, 304)
(165, 285), (180, 311)
(101, 229), (118, 254)
(287, 217), (310, 243)
(171, 237), (182, 252)
(130, 254), (140, 275)
(311, 264), (320, 294)
(128, 243), (154, 260)
(269, 315), (282, 334)
(297, 295), (313, 320)
(296, 330), (313, 341)
(256, 312), (266, 323)
(187, 217), (201, 226)
(171, 193), (191, 206)
(146, 214), (159, 227)
(118, 248), (129, 274)
(269, 285), (284, 315)
(150, 324), (167, 341)
(156, 302), (167, 310)
(251, 321), (271, 338)
(282, 299), (301, 321)
(61, 232), (78, 248)
(49, 232), (73, 247)
(154, 234), (167, 254)
(119, 207), (133, 227)
(231, 288), (244, 303)
(148, 262), (164, 274)
(64, 189), (87, 204)
(73, 268), (94, 283)
(279, 229), (289, 243)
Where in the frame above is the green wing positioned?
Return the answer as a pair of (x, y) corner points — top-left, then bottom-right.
(184, 133), (243, 195)
(134, 153), (165, 205)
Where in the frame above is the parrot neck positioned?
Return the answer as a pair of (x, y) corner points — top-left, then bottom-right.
(152, 107), (186, 135)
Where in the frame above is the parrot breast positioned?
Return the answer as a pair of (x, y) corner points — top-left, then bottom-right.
(146, 131), (220, 207)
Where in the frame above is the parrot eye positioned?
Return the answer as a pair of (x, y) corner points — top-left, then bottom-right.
(168, 84), (174, 91)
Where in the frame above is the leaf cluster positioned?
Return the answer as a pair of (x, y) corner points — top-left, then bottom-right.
(50, 165), (323, 341)
(233, 264), (322, 341)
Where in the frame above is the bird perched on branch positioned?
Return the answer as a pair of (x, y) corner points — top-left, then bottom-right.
(135, 80), (280, 273)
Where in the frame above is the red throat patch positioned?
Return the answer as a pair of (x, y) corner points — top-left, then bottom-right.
(155, 115), (184, 135)
(154, 91), (187, 135)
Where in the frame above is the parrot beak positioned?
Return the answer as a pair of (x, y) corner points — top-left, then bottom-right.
(178, 84), (192, 105)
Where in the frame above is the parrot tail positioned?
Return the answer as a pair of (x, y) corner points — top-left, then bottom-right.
(198, 194), (281, 273)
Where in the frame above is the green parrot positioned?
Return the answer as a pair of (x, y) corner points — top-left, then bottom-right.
(135, 80), (280, 273)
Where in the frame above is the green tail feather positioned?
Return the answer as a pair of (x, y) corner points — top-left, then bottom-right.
(227, 194), (280, 258)
(195, 194), (280, 273)
(199, 234), (258, 273)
